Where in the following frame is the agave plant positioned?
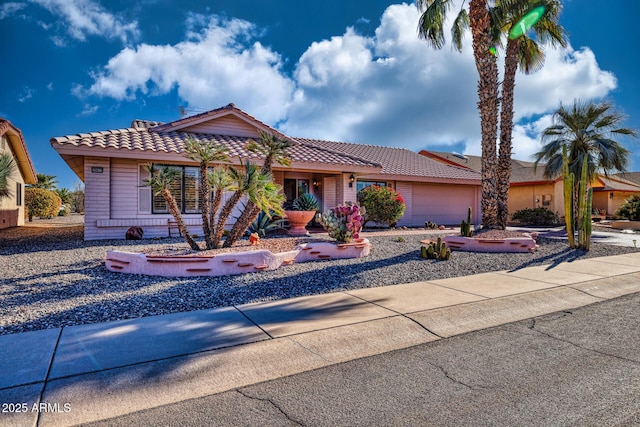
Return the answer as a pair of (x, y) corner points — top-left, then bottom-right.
(246, 210), (286, 237)
(292, 193), (319, 211)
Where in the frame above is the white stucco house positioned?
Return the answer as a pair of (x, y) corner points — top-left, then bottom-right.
(51, 104), (481, 240)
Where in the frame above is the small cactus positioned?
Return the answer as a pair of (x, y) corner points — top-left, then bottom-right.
(420, 239), (451, 261)
(460, 206), (473, 237)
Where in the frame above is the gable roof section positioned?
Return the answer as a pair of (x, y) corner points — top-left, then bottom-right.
(593, 175), (640, 192)
(0, 118), (37, 184)
(420, 150), (555, 184)
(613, 172), (640, 186)
(303, 140), (480, 182)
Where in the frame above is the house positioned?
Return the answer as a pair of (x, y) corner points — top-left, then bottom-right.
(51, 104), (481, 240)
(421, 150), (640, 219)
(0, 119), (37, 229)
(420, 150), (564, 216)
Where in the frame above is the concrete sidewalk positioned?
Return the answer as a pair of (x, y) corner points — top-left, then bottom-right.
(2, 253), (640, 426)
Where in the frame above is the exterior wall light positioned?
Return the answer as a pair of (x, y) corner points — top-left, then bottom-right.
(349, 173), (355, 188)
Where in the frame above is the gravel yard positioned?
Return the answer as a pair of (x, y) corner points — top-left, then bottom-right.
(1, 216), (638, 336)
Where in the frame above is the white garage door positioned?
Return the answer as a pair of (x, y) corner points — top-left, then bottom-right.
(412, 183), (478, 226)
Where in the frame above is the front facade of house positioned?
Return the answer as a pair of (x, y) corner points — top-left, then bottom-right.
(0, 119), (37, 229)
(52, 104), (481, 240)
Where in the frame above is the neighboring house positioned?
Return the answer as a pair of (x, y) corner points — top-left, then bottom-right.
(420, 150), (564, 216)
(51, 104), (481, 240)
(421, 150), (640, 219)
(0, 119), (37, 229)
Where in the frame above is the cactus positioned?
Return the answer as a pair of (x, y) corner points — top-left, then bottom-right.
(420, 239), (451, 261)
(576, 153), (592, 250)
(562, 146), (575, 248)
(460, 206), (473, 237)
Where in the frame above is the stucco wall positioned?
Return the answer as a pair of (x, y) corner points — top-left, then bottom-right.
(508, 182), (563, 218)
(0, 134), (27, 229)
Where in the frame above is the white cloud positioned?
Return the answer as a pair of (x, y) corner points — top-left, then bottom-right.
(76, 3), (618, 162)
(77, 103), (99, 116)
(30, 0), (139, 44)
(18, 86), (34, 102)
(77, 15), (295, 124)
(0, 2), (26, 20)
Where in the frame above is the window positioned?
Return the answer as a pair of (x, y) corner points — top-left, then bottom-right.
(542, 194), (552, 207)
(151, 164), (200, 214)
(356, 181), (388, 193)
(284, 178), (309, 208)
(16, 183), (22, 206)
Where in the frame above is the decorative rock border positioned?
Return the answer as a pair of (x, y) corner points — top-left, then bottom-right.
(441, 234), (537, 253)
(105, 238), (372, 277)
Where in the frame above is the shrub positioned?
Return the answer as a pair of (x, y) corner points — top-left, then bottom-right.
(511, 207), (559, 226)
(58, 204), (71, 216)
(615, 194), (640, 220)
(25, 188), (61, 221)
(317, 202), (364, 243)
(357, 185), (406, 227)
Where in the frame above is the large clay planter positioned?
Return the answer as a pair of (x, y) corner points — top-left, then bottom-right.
(285, 210), (316, 236)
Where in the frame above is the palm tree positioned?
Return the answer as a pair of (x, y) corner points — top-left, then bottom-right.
(533, 100), (636, 182)
(226, 131), (292, 242)
(0, 153), (16, 199)
(208, 166), (234, 248)
(30, 173), (58, 190)
(183, 136), (230, 249)
(418, 0), (500, 228)
(494, 0), (567, 228)
(144, 165), (200, 250)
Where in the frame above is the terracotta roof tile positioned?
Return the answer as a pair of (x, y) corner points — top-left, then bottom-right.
(300, 139), (480, 181)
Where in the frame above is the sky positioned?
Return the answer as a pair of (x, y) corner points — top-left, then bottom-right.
(1, 0), (639, 190)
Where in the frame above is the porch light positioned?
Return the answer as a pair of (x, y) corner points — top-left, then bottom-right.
(349, 173), (355, 188)
(610, 192), (614, 199)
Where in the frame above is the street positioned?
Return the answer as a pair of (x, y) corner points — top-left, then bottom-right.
(87, 292), (640, 427)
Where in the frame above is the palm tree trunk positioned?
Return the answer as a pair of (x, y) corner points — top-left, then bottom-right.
(198, 164), (214, 249)
(224, 204), (261, 248)
(211, 191), (244, 248)
(162, 189), (200, 250)
(469, 0), (500, 229)
(497, 38), (521, 229)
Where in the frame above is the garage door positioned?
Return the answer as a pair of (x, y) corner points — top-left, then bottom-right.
(412, 183), (478, 226)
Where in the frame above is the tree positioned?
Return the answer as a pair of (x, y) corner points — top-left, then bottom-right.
(357, 185), (406, 228)
(418, 0), (501, 228)
(225, 131), (292, 243)
(25, 188), (61, 220)
(55, 188), (72, 206)
(533, 100), (636, 183)
(30, 173), (58, 190)
(183, 136), (230, 250)
(493, 0), (566, 228)
(0, 153), (16, 199)
(145, 165), (200, 250)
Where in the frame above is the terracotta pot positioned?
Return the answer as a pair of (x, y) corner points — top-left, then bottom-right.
(285, 210), (317, 236)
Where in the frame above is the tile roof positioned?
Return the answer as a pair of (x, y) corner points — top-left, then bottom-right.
(421, 150), (553, 183)
(300, 139), (480, 181)
(51, 127), (380, 169)
(595, 175), (640, 192)
(613, 172), (640, 186)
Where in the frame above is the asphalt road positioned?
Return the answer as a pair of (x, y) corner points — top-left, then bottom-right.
(88, 293), (640, 427)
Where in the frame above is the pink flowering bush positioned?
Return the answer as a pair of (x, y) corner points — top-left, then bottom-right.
(357, 185), (406, 227)
(317, 202), (365, 243)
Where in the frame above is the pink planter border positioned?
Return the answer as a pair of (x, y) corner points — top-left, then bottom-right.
(105, 238), (371, 277)
(441, 234), (537, 253)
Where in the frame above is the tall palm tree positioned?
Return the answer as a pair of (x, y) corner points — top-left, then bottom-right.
(418, 0), (500, 228)
(0, 153), (16, 199)
(494, 0), (567, 228)
(226, 131), (292, 241)
(183, 136), (229, 249)
(144, 165), (200, 250)
(533, 100), (636, 182)
(30, 173), (58, 190)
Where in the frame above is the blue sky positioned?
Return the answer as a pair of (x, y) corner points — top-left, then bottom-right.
(1, 1), (638, 190)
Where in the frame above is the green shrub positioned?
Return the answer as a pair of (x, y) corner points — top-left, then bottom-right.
(357, 185), (406, 227)
(511, 207), (559, 226)
(25, 188), (61, 220)
(615, 194), (640, 220)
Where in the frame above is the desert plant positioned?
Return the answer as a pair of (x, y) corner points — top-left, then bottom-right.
(0, 153), (16, 199)
(246, 210), (285, 237)
(357, 185), (405, 228)
(420, 237), (451, 261)
(25, 188), (62, 221)
(511, 207), (559, 226)
(292, 193), (319, 211)
(317, 202), (365, 243)
(460, 206), (473, 237)
(615, 194), (640, 221)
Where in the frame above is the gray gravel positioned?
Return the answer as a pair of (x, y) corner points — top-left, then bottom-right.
(1, 226), (638, 336)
